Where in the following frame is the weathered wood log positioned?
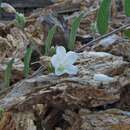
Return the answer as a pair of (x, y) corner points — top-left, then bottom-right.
(0, 51), (130, 130)
(2, 0), (52, 8)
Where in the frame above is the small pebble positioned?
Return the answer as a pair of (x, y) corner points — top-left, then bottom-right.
(88, 51), (112, 57)
(99, 34), (120, 47)
(94, 74), (114, 82)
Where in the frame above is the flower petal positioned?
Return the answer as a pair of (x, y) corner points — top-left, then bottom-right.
(55, 67), (66, 76)
(54, 46), (67, 65)
(56, 46), (66, 56)
(51, 55), (59, 68)
(65, 65), (78, 75)
(65, 51), (78, 65)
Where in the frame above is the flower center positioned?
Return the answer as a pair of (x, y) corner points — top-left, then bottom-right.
(58, 64), (65, 72)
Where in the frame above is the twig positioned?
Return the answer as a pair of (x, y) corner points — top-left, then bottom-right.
(76, 24), (130, 52)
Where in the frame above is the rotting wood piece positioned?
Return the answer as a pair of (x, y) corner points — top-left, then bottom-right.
(0, 51), (129, 130)
(0, 112), (16, 130)
(2, 0), (52, 8)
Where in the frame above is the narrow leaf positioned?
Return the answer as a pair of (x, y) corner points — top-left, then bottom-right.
(0, 0), (2, 6)
(24, 47), (32, 78)
(0, 107), (4, 120)
(96, 0), (111, 34)
(49, 46), (56, 56)
(124, 0), (130, 17)
(4, 58), (14, 87)
(0, 0), (3, 13)
(15, 12), (26, 30)
(44, 26), (57, 56)
(68, 13), (83, 50)
(124, 28), (130, 38)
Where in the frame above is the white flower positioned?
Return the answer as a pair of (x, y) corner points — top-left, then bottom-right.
(51, 46), (78, 76)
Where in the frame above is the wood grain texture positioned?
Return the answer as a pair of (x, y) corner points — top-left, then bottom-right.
(2, 0), (52, 8)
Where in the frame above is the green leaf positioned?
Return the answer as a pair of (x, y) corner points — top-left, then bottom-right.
(0, 107), (4, 120)
(91, 22), (98, 33)
(48, 46), (56, 56)
(0, 0), (2, 6)
(47, 62), (54, 73)
(24, 47), (32, 78)
(96, 0), (111, 35)
(15, 12), (26, 30)
(4, 58), (14, 87)
(68, 13), (83, 51)
(124, 28), (130, 38)
(124, 0), (130, 17)
(44, 26), (57, 56)
(0, 0), (3, 13)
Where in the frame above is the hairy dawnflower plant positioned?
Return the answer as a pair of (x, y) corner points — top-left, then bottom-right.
(51, 46), (78, 76)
